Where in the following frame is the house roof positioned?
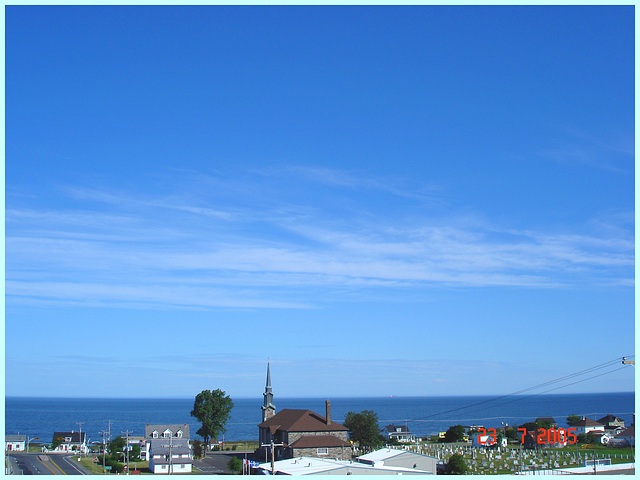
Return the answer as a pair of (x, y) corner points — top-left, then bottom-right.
(536, 417), (556, 424)
(149, 438), (190, 455)
(52, 432), (85, 443)
(144, 424), (190, 439)
(258, 409), (348, 432)
(5, 435), (26, 442)
(598, 414), (624, 424)
(616, 425), (635, 438)
(289, 435), (351, 448)
(386, 424), (410, 433)
(572, 418), (604, 427)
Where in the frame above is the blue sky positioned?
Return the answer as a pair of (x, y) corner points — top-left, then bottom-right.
(5, 6), (635, 398)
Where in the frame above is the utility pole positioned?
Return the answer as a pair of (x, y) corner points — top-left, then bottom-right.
(260, 440), (284, 475)
(121, 430), (132, 475)
(169, 432), (173, 475)
(76, 422), (84, 455)
(100, 430), (106, 473)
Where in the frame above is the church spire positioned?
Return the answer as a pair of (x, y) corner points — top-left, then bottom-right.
(261, 360), (276, 422)
(265, 361), (272, 392)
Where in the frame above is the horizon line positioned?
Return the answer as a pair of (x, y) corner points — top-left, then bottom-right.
(5, 391), (634, 400)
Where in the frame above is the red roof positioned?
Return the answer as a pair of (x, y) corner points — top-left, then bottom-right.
(258, 409), (348, 432)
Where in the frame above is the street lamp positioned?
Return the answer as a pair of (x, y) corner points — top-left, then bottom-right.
(26, 436), (39, 453)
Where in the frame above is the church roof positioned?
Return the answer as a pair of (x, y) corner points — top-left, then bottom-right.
(289, 435), (351, 448)
(258, 409), (348, 432)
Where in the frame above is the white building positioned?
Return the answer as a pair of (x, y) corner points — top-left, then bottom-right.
(51, 431), (88, 454)
(357, 448), (438, 474)
(148, 438), (192, 474)
(385, 424), (416, 443)
(571, 418), (605, 435)
(471, 433), (507, 448)
(142, 424), (189, 461)
(614, 425), (635, 447)
(257, 456), (433, 475)
(5, 435), (26, 452)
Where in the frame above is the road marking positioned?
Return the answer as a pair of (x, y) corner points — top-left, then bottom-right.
(63, 456), (87, 475)
(40, 457), (59, 475)
(49, 457), (68, 475)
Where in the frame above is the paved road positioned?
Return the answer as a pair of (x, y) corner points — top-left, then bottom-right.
(193, 450), (261, 475)
(8, 453), (89, 475)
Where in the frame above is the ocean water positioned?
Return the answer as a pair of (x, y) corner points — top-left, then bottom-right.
(5, 392), (634, 444)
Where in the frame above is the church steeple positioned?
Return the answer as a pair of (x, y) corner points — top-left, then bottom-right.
(261, 360), (276, 421)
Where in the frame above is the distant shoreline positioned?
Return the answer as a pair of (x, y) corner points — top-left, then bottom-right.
(5, 391), (634, 400)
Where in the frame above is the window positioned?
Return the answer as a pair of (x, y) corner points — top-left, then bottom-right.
(152, 431), (159, 438)
(317, 448), (328, 455)
(177, 430), (183, 438)
(163, 430), (172, 438)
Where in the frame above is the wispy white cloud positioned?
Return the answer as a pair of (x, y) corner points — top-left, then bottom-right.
(539, 127), (634, 172)
(5, 168), (633, 309)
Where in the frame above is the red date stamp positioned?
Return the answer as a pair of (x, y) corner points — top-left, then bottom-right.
(477, 428), (497, 444)
(518, 427), (578, 444)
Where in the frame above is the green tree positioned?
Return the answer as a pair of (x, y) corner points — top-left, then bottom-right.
(192, 439), (204, 459)
(505, 427), (519, 441)
(536, 419), (554, 429)
(130, 443), (141, 459)
(447, 453), (468, 474)
(228, 456), (242, 473)
(343, 410), (385, 447)
(109, 436), (126, 457)
(567, 415), (582, 426)
(442, 425), (465, 443)
(190, 389), (234, 445)
(576, 433), (587, 444)
(586, 432), (600, 444)
(520, 422), (538, 432)
(51, 436), (64, 450)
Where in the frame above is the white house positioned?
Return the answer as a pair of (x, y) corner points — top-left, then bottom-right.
(570, 418), (605, 435)
(148, 438), (192, 474)
(5, 435), (26, 452)
(51, 431), (88, 454)
(385, 424), (416, 443)
(142, 424), (189, 461)
(471, 433), (507, 448)
(614, 425), (635, 447)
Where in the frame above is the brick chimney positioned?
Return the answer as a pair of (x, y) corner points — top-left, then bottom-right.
(326, 400), (331, 425)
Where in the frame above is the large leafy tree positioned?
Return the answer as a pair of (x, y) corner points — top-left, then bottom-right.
(343, 410), (385, 447)
(190, 389), (234, 444)
(442, 425), (466, 443)
(567, 415), (582, 426)
(447, 454), (468, 474)
(192, 439), (204, 459)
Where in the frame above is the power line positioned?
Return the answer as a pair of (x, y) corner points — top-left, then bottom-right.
(459, 365), (631, 417)
(411, 356), (632, 422)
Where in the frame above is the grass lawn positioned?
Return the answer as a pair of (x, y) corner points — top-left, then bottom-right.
(218, 441), (259, 451)
(74, 456), (150, 474)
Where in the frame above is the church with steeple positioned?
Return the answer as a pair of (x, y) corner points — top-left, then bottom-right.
(257, 361), (351, 461)
(261, 361), (276, 422)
